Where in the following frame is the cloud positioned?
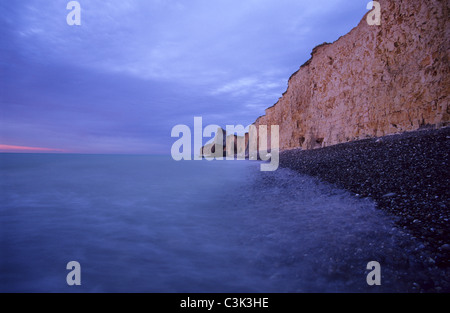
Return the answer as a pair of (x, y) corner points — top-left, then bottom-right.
(0, 144), (66, 153)
(0, 0), (368, 153)
(5, 0), (364, 82)
(210, 76), (284, 99)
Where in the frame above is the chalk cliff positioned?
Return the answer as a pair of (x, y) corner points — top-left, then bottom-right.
(254, 0), (449, 150)
(200, 128), (249, 158)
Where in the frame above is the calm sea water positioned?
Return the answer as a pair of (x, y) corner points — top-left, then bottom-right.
(0, 154), (442, 292)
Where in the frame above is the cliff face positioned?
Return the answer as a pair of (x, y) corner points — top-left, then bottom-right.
(200, 128), (249, 158)
(255, 0), (449, 150)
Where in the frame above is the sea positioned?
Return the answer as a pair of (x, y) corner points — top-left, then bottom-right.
(0, 153), (443, 292)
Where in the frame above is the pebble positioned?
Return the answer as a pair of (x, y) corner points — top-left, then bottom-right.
(280, 127), (450, 271)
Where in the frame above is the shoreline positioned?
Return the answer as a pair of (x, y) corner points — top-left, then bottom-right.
(280, 127), (450, 267)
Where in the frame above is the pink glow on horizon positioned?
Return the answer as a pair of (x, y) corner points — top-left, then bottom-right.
(0, 144), (66, 153)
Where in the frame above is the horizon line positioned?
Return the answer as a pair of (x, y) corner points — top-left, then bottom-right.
(0, 144), (169, 156)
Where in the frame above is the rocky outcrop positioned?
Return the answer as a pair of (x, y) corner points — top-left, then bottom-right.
(201, 128), (227, 158)
(200, 127), (250, 158)
(254, 0), (449, 150)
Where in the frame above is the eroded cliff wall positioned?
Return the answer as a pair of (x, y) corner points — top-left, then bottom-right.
(255, 0), (449, 150)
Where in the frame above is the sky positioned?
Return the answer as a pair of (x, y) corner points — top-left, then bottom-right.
(0, 0), (368, 154)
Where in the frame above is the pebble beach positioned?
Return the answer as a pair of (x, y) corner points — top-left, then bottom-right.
(280, 127), (450, 270)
